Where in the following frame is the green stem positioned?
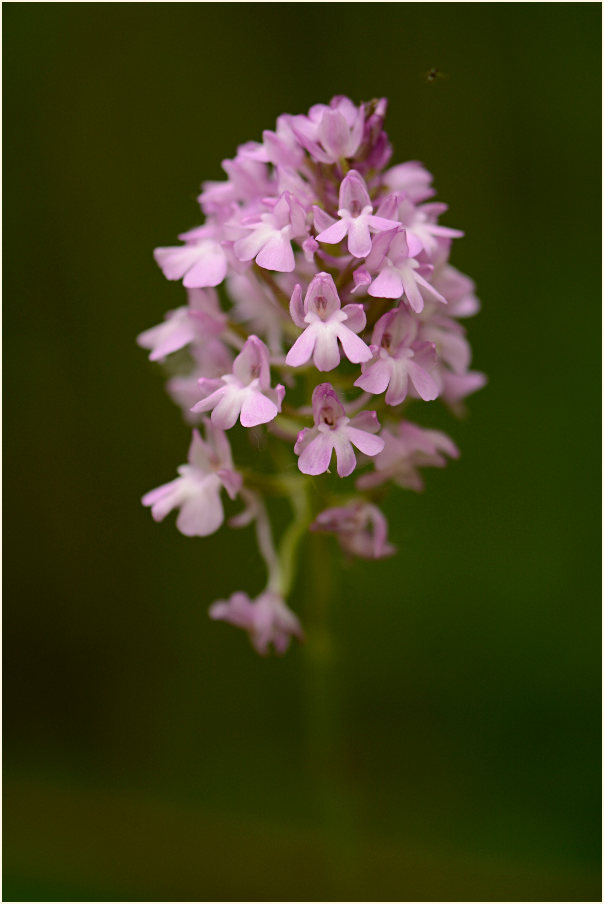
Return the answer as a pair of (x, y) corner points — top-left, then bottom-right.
(275, 481), (312, 597)
(303, 532), (359, 896)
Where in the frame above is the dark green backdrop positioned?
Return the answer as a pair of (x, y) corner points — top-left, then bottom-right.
(3, 3), (601, 901)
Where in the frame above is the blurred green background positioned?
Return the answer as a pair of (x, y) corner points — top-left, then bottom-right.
(3, 3), (601, 901)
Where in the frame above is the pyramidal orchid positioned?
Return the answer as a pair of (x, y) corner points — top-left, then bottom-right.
(138, 95), (485, 655)
(285, 272), (372, 372)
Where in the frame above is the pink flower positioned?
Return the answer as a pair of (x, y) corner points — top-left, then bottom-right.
(382, 161), (436, 203)
(417, 312), (471, 376)
(315, 170), (399, 258)
(142, 425), (241, 536)
(199, 154), (274, 213)
(357, 421), (459, 492)
(354, 309), (439, 405)
(288, 96), (364, 164)
(233, 191), (307, 272)
(294, 383), (384, 477)
(285, 272), (372, 372)
(154, 225), (227, 288)
(366, 228), (446, 313)
(209, 591), (303, 655)
(440, 370), (487, 409)
(395, 197), (464, 258)
(357, 98), (392, 172)
(260, 115), (306, 170)
(431, 264), (481, 318)
(226, 272), (288, 353)
(311, 502), (396, 559)
(191, 335), (284, 429)
(137, 288), (226, 362)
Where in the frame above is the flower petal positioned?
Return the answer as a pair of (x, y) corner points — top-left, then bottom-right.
(313, 328), (341, 371)
(315, 219), (348, 246)
(346, 427), (385, 457)
(176, 482), (224, 537)
(298, 433), (334, 475)
(336, 325), (372, 364)
(354, 357), (392, 395)
(347, 217), (373, 258)
(240, 389), (279, 427)
(332, 433), (357, 477)
(368, 267), (404, 299)
(211, 388), (243, 430)
(286, 325), (317, 367)
(182, 245), (227, 288)
(256, 233), (295, 272)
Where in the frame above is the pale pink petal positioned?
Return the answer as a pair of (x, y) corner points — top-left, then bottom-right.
(341, 303), (366, 333)
(319, 109), (351, 159)
(346, 428), (385, 457)
(286, 325), (317, 367)
(411, 340), (438, 372)
(370, 309), (398, 347)
(209, 592), (255, 629)
(294, 426), (313, 456)
(154, 245), (198, 281)
(287, 193), (308, 236)
(383, 362), (409, 406)
(311, 383), (345, 423)
(313, 205), (336, 233)
(347, 217), (372, 258)
(400, 271), (424, 312)
(332, 433), (357, 477)
(176, 484), (224, 537)
(305, 272), (341, 319)
(352, 267), (371, 294)
(256, 233), (295, 272)
(211, 389), (243, 430)
(217, 467), (243, 499)
(368, 267), (404, 299)
(336, 325), (372, 364)
(437, 332), (471, 374)
(298, 433), (335, 475)
(190, 386), (226, 415)
(339, 170), (371, 212)
(232, 335), (270, 386)
(274, 384), (286, 411)
(414, 272), (447, 306)
(407, 360), (439, 400)
(349, 410), (381, 434)
(364, 228), (397, 271)
(302, 237), (319, 262)
(233, 230), (267, 262)
(315, 219), (348, 246)
(355, 358), (392, 395)
(405, 231), (424, 258)
(141, 479), (183, 521)
(182, 246), (227, 288)
(137, 310), (195, 361)
(313, 329), (341, 371)
(442, 370), (487, 402)
(187, 429), (212, 471)
(240, 390), (278, 427)
(289, 284), (306, 328)
(367, 215), (401, 232)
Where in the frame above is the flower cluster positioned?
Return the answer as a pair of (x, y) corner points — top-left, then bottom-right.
(139, 96), (485, 654)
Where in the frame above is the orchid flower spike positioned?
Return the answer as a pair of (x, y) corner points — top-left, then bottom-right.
(142, 95), (484, 653)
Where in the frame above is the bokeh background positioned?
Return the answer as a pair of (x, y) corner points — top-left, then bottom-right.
(3, 4), (601, 901)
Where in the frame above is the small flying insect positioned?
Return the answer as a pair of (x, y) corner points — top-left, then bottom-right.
(424, 67), (448, 84)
